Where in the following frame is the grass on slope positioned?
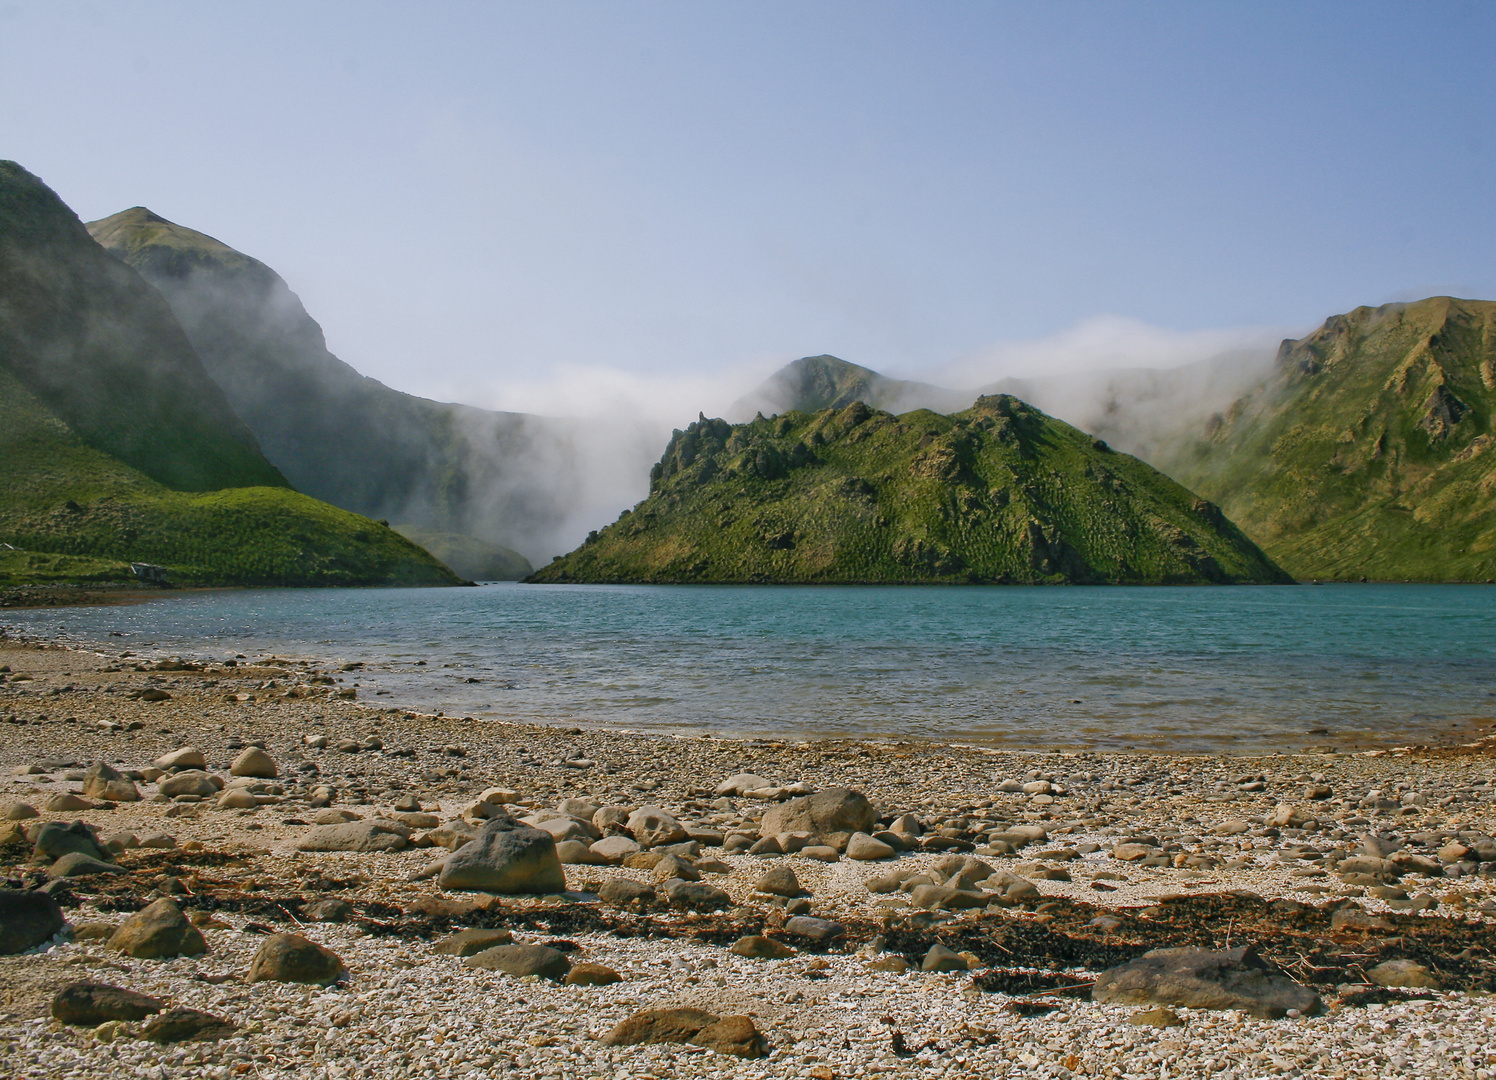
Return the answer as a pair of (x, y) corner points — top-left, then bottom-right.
(531, 396), (1290, 585)
(1162, 297), (1496, 581)
(0, 368), (462, 587)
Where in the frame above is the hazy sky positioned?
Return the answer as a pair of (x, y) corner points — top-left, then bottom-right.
(3, 1), (1493, 412)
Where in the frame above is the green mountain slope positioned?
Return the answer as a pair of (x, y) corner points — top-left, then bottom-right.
(87, 207), (574, 558)
(529, 396), (1290, 585)
(0, 163), (284, 492)
(0, 366), (459, 586)
(1158, 297), (1496, 581)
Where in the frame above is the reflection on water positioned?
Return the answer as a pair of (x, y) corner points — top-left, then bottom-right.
(4, 583), (1495, 753)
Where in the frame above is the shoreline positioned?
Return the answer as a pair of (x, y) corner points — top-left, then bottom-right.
(2, 631), (1496, 1076)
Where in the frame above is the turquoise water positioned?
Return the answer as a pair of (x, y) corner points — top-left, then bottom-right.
(5, 583), (1495, 752)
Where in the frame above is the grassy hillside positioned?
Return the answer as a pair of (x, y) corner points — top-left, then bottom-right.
(0, 162), (285, 492)
(0, 367), (461, 587)
(1159, 297), (1496, 581)
(530, 396), (1291, 585)
(732, 354), (972, 418)
(88, 206), (574, 559)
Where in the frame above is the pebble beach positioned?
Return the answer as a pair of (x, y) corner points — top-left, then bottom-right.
(3, 626), (1496, 1080)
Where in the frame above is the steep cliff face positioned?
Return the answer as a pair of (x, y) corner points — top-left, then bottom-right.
(1159, 297), (1496, 581)
(530, 396), (1291, 585)
(88, 206), (576, 558)
(0, 163), (285, 492)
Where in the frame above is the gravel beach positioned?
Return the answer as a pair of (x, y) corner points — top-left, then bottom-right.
(3, 627), (1496, 1079)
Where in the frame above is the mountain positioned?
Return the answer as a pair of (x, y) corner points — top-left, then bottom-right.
(0, 163), (284, 492)
(0, 162), (459, 587)
(731, 354), (972, 417)
(1157, 297), (1496, 581)
(391, 525), (532, 581)
(87, 207), (580, 561)
(528, 396), (1291, 585)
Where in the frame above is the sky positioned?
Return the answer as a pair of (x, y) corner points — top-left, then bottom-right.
(2, 1), (1493, 417)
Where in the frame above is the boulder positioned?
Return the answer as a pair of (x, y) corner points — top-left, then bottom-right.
(33, 820), (109, 863)
(154, 748), (206, 771)
(0, 890), (66, 954)
(216, 788), (258, 810)
(43, 793), (92, 812)
(304, 898), (353, 923)
(565, 963), (621, 986)
(246, 933), (345, 984)
(731, 935), (795, 959)
(426, 821), (479, 850)
(48, 852), (123, 878)
(1092, 946), (1321, 1019)
(158, 770), (220, 798)
(230, 747), (278, 778)
(659, 879), (732, 910)
(598, 878), (656, 907)
(82, 762), (140, 802)
(603, 1008), (767, 1059)
(52, 982), (166, 1025)
(556, 839), (604, 865)
(589, 835), (640, 864)
(716, 773), (774, 797)
(532, 815), (599, 844)
(922, 943), (969, 972)
(759, 788), (876, 849)
(783, 916), (846, 945)
(626, 806), (688, 848)
(755, 866), (803, 898)
(845, 832), (895, 860)
(1, 801), (38, 820)
(463, 943), (571, 981)
(107, 898), (208, 959)
(556, 797), (601, 820)
(651, 854), (700, 883)
(296, 821), (409, 853)
(438, 814), (566, 894)
(432, 928), (513, 957)
(140, 1008), (238, 1043)
(1366, 959), (1442, 989)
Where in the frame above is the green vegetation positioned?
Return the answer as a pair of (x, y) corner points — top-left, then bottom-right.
(1159, 297), (1496, 581)
(393, 526), (533, 580)
(0, 360), (461, 588)
(0, 162), (285, 492)
(529, 396), (1291, 585)
(88, 206), (559, 560)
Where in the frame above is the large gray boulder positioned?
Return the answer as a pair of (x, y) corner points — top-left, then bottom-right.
(295, 821), (409, 853)
(32, 821), (109, 863)
(437, 813), (566, 894)
(1092, 947), (1321, 1019)
(82, 762), (140, 802)
(626, 806), (688, 849)
(0, 890), (66, 954)
(759, 788), (876, 848)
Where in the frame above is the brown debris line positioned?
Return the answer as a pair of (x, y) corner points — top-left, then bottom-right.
(886, 892), (1496, 994)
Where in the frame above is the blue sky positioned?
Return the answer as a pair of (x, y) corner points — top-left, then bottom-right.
(2, 1), (1492, 410)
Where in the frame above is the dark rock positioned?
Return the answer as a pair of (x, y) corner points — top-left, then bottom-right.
(463, 943), (570, 981)
(438, 814), (565, 893)
(107, 898), (207, 959)
(602, 1007), (717, 1045)
(82, 762), (140, 802)
(32, 820), (109, 863)
(140, 1008), (237, 1043)
(1093, 946), (1321, 1019)
(921, 943), (968, 972)
(304, 897), (354, 922)
(432, 928), (513, 956)
(754, 866), (803, 898)
(246, 933), (345, 984)
(52, 982), (165, 1025)
(0, 890), (66, 954)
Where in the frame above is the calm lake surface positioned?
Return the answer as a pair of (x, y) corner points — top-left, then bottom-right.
(5, 583), (1495, 753)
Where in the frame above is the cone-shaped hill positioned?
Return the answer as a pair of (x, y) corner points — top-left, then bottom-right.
(529, 396), (1292, 585)
(1158, 297), (1496, 581)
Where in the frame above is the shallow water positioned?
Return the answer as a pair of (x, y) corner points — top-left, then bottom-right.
(5, 583), (1495, 753)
